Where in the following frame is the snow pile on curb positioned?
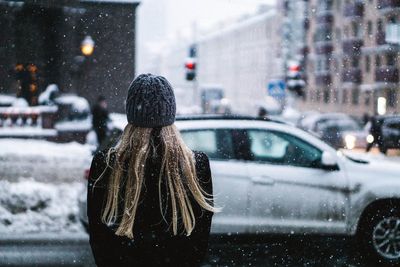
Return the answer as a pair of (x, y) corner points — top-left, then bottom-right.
(0, 178), (84, 234)
(0, 139), (92, 183)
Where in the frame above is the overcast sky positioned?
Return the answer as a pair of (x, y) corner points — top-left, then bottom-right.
(136, 0), (276, 72)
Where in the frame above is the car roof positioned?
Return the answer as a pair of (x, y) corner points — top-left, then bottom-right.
(376, 115), (400, 120)
(175, 114), (289, 130)
(175, 116), (336, 153)
(176, 114), (286, 123)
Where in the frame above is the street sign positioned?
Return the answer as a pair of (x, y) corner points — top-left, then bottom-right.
(267, 80), (286, 101)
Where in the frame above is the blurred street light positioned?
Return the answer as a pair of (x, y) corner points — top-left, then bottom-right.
(81, 36), (95, 57)
(377, 97), (387, 115)
(71, 36), (94, 94)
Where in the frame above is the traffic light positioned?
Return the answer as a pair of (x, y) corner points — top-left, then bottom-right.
(185, 58), (196, 81)
(286, 62), (305, 97)
(185, 44), (197, 81)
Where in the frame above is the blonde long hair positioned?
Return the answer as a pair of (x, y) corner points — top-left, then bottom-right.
(97, 124), (217, 239)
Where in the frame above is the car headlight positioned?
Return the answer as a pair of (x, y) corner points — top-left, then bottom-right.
(366, 134), (374, 144)
(345, 134), (356, 149)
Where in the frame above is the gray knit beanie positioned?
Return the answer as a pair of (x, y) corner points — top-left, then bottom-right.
(125, 74), (176, 127)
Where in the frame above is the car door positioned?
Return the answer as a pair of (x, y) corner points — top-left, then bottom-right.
(180, 128), (251, 234)
(245, 128), (349, 235)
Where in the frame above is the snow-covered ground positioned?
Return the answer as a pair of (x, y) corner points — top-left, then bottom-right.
(0, 139), (92, 183)
(0, 139), (92, 234)
(0, 178), (84, 234)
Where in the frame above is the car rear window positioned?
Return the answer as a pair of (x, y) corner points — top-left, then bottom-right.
(180, 129), (234, 160)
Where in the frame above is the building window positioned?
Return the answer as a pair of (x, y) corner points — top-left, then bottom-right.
(323, 89), (330, 103)
(316, 59), (322, 72)
(352, 21), (361, 38)
(317, 0), (333, 11)
(342, 89), (348, 104)
(365, 55), (370, 72)
(343, 58), (348, 69)
(334, 89), (339, 102)
(377, 19), (383, 33)
(333, 58), (338, 70)
(387, 54), (396, 66)
(376, 55), (381, 67)
(336, 0), (341, 10)
(316, 57), (329, 72)
(336, 28), (341, 42)
(352, 88), (359, 105)
(316, 89), (321, 102)
(344, 26), (350, 38)
(314, 28), (332, 42)
(365, 92), (371, 106)
(387, 89), (397, 107)
(352, 57), (359, 68)
(367, 21), (373, 36)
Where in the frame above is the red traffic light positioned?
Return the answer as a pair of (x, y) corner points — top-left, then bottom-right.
(185, 61), (196, 70)
(289, 65), (300, 72)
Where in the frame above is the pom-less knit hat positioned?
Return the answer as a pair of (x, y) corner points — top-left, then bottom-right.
(126, 74), (176, 127)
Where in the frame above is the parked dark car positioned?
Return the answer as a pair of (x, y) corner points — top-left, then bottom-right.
(366, 115), (400, 154)
(297, 113), (367, 149)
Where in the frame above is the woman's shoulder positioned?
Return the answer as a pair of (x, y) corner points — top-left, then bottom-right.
(89, 148), (115, 183)
(92, 149), (112, 168)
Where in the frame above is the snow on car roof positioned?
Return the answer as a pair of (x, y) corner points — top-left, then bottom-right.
(55, 94), (90, 113)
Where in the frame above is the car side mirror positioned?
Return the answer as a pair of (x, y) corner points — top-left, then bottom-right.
(321, 151), (339, 171)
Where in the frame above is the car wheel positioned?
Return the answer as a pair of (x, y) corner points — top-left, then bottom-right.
(358, 207), (400, 266)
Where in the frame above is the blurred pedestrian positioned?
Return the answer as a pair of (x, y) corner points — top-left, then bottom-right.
(258, 107), (268, 119)
(87, 74), (217, 266)
(91, 96), (109, 146)
(366, 116), (383, 153)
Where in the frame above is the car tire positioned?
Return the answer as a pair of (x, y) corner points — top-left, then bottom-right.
(357, 206), (400, 266)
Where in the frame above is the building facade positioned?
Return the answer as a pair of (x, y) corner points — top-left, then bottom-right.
(0, 0), (139, 112)
(281, 0), (308, 72)
(302, 0), (400, 116)
(196, 8), (283, 115)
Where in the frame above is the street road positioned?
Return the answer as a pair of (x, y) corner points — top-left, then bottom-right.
(0, 233), (365, 266)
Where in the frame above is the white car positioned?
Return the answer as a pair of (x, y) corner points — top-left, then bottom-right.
(79, 116), (400, 265)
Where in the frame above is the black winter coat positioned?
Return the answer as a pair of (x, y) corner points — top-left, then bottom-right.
(87, 149), (214, 267)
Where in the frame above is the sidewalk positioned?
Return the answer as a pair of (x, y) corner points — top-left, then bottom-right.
(0, 233), (95, 267)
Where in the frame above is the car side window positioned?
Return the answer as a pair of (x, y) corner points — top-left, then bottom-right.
(247, 129), (322, 168)
(385, 120), (400, 130)
(180, 129), (234, 160)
